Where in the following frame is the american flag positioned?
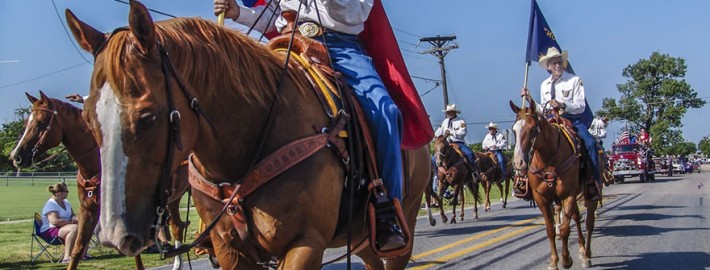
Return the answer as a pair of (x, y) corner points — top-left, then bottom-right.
(618, 130), (629, 143)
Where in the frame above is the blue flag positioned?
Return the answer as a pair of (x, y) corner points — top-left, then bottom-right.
(526, 0), (593, 125)
(525, 0), (574, 75)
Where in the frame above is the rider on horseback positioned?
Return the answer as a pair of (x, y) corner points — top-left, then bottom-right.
(214, 0), (416, 252)
(521, 47), (602, 201)
(481, 122), (507, 181)
(434, 104), (478, 179)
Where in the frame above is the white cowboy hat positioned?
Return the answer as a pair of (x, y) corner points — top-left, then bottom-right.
(443, 104), (461, 113)
(486, 122), (498, 129)
(538, 47), (569, 69)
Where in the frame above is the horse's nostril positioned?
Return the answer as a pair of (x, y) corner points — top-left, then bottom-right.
(12, 155), (21, 164)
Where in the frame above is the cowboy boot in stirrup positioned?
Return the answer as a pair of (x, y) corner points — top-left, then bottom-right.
(587, 179), (602, 201)
(374, 200), (406, 251)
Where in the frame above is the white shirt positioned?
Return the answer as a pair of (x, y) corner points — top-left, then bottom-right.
(539, 72), (586, 115)
(589, 118), (608, 140)
(434, 116), (467, 143)
(40, 198), (73, 232)
(482, 131), (506, 151)
(235, 0), (374, 35)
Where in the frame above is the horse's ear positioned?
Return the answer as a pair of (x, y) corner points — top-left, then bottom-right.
(65, 9), (106, 55)
(25, 92), (38, 104)
(128, 0), (156, 54)
(509, 100), (521, 114)
(39, 91), (50, 102)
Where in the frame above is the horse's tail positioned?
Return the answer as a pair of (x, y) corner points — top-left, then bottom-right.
(469, 176), (482, 205)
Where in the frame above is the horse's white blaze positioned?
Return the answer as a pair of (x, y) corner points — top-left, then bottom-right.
(96, 82), (130, 243)
(512, 119), (526, 169)
(10, 112), (34, 160)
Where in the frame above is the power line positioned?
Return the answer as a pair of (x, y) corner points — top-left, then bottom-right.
(51, 0), (93, 65)
(112, 0), (177, 18)
(0, 62), (88, 90)
(393, 27), (422, 39)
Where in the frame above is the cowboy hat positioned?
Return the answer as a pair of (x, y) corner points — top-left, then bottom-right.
(443, 104), (461, 113)
(486, 122), (498, 129)
(538, 47), (568, 69)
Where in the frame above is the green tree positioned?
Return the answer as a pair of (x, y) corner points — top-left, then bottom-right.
(667, 141), (697, 157)
(597, 52), (705, 154)
(698, 137), (710, 157)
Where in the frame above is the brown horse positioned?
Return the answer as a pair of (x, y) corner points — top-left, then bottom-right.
(65, 1), (430, 269)
(10, 92), (190, 270)
(431, 135), (481, 224)
(473, 152), (511, 211)
(509, 99), (597, 269)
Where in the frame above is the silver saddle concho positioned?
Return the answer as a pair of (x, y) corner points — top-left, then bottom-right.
(298, 22), (323, 38)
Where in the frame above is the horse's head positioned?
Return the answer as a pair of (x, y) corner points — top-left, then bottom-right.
(509, 99), (544, 174)
(65, 1), (203, 255)
(433, 135), (453, 168)
(10, 92), (64, 168)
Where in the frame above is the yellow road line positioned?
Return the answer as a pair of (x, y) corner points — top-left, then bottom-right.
(411, 217), (537, 260)
(410, 223), (542, 270)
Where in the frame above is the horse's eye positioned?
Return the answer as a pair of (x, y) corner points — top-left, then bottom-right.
(138, 112), (157, 128)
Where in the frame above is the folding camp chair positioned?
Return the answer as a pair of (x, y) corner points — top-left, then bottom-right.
(30, 212), (65, 263)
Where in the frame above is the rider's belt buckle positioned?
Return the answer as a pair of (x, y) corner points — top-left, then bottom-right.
(299, 22), (322, 38)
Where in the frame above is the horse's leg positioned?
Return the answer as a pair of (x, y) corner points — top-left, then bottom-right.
(495, 181), (505, 209)
(438, 179), (449, 224)
(450, 186), (459, 224)
(277, 232), (328, 270)
(423, 173), (437, 226)
(465, 181), (478, 220)
(484, 181), (492, 211)
(581, 198), (598, 267)
(459, 185), (465, 221)
(535, 197), (559, 270)
(68, 189), (99, 270)
(553, 204), (562, 239)
(167, 199), (187, 270)
(502, 166), (511, 208)
(559, 198), (576, 269)
(134, 255), (145, 270)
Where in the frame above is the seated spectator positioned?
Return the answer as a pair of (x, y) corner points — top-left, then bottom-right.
(40, 182), (89, 263)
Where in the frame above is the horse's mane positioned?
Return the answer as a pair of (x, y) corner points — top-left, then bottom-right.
(40, 98), (83, 119)
(102, 17), (309, 105)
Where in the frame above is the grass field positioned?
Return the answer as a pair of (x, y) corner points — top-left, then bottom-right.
(0, 177), (513, 269)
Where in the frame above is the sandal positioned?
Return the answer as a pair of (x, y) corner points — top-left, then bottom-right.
(60, 257), (71, 264)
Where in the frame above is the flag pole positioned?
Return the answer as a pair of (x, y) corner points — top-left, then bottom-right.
(217, 12), (225, 26)
(522, 61), (530, 108)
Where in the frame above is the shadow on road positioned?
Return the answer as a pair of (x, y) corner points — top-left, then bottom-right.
(594, 252), (710, 270)
(596, 224), (710, 237)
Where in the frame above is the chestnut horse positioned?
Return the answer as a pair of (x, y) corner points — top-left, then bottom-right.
(509, 99), (597, 269)
(65, 1), (430, 269)
(473, 152), (511, 211)
(431, 135), (481, 224)
(10, 92), (190, 270)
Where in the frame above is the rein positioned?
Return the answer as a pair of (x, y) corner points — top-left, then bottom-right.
(30, 107), (59, 163)
(524, 112), (578, 185)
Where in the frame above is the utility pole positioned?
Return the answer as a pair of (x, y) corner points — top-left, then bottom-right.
(420, 35), (458, 109)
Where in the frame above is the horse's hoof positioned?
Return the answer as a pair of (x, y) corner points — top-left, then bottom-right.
(581, 258), (592, 268)
(429, 219), (436, 226)
(562, 257), (573, 269)
(547, 264), (558, 270)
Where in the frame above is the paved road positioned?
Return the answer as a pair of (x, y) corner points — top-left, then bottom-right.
(152, 169), (710, 269)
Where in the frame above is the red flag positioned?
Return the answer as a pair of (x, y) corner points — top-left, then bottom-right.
(359, 0), (434, 149)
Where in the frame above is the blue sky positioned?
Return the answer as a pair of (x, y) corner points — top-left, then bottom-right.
(1, 0), (709, 149)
